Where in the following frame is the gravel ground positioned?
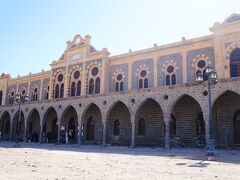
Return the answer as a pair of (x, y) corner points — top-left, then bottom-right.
(0, 142), (239, 180)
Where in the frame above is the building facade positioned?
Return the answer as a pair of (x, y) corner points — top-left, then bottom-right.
(0, 14), (240, 148)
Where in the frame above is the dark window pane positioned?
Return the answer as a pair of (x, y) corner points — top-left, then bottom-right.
(71, 82), (76, 96)
(140, 70), (147, 77)
(60, 84), (64, 98)
(139, 79), (143, 89)
(172, 74), (176, 85)
(77, 81), (81, 96)
(198, 60), (206, 68)
(167, 65), (174, 73)
(91, 67), (99, 76)
(55, 84), (59, 98)
(120, 82), (123, 91)
(89, 79), (94, 94)
(166, 75), (170, 85)
(73, 71), (80, 79)
(144, 78), (148, 88)
(95, 78), (100, 94)
(115, 82), (119, 92)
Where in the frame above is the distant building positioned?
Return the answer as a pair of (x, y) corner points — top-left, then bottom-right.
(0, 14), (240, 148)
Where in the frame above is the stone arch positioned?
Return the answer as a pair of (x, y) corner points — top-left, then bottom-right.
(106, 100), (131, 145)
(135, 97), (164, 146)
(170, 94), (203, 147)
(26, 108), (40, 142)
(169, 93), (204, 114)
(42, 106), (58, 143)
(81, 103), (102, 144)
(0, 111), (11, 141)
(212, 90), (240, 148)
(12, 110), (25, 141)
(60, 105), (79, 144)
(212, 89), (240, 107)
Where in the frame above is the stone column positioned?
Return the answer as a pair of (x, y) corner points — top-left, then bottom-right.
(57, 119), (61, 144)
(39, 122), (43, 143)
(164, 113), (171, 149)
(130, 115), (135, 148)
(77, 113), (82, 146)
(102, 117), (107, 146)
(23, 117), (28, 143)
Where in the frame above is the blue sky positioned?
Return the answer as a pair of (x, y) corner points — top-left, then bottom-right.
(0, 0), (240, 77)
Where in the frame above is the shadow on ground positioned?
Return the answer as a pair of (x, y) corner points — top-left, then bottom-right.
(0, 141), (239, 165)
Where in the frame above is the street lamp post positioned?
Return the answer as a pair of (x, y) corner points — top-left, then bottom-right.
(196, 64), (217, 157)
(15, 93), (29, 146)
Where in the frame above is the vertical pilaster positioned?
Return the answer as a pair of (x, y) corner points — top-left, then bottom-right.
(39, 79), (43, 101)
(101, 59), (106, 94)
(182, 50), (187, 83)
(82, 63), (86, 96)
(153, 56), (158, 87)
(128, 62), (132, 91)
(49, 70), (53, 99)
(130, 115), (135, 147)
(64, 66), (69, 98)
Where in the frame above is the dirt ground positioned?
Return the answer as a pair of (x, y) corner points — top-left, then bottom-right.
(0, 142), (239, 180)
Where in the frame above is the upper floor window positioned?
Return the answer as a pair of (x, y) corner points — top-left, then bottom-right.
(165, 65), (177, 85)
(88, 66), (101, 95)
(9, 91), (15, 104)
(54, 73), (64, 99)
(230, 48), (240, 77)
(70, 70), (81, 97)
(139, 70), (148, 89)
(115, 74), (124, 92)
(31, 87), (38, 101)
(0, 90), (2, 105)
(194, 59), (208, 81)
(44, 85), (49, 100)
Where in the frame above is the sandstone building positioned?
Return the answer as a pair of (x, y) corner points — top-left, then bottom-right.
(0, 14), (240, 148)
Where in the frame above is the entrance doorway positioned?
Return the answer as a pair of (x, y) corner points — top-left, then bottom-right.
(86, 117), (94, 141)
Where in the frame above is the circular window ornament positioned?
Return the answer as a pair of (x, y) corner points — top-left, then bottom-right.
(167, 65), (174, 73)
(91, 67), (99, 76)
(198, 60), (206, 68)
(117, 74), (122, 81)
(58, 74), (64, 82)
(140, 70), (147, 77)
(73, 71), (80, 79)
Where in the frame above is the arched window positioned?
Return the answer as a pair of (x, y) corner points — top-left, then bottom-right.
(138, 118), (145, 136)
(0, 91), (2, 105)
(166, 75), (170, 85)
(115, 82), (119, 92)
(71, 82), (76, 97)
(60, 84), (64, 98)
(32, 88), (38, 101)
(144, 78), (148, 88)
(95, 78), (100, 94)
(203, 69), (208, 81)
(172, 74), (176, 85)
(113, 119), (120, 136)
(120, 82), (123, 91)
(55, 84), (59, 98)
(89, 79), (94, 94)
(230, 48), (240, 77)
(44, 86), (49, 100)
(139, 79), (143, 89)
(77, 81), (81, 96)
(170, 114), (176, 136)
(196, 112), (205, 136)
